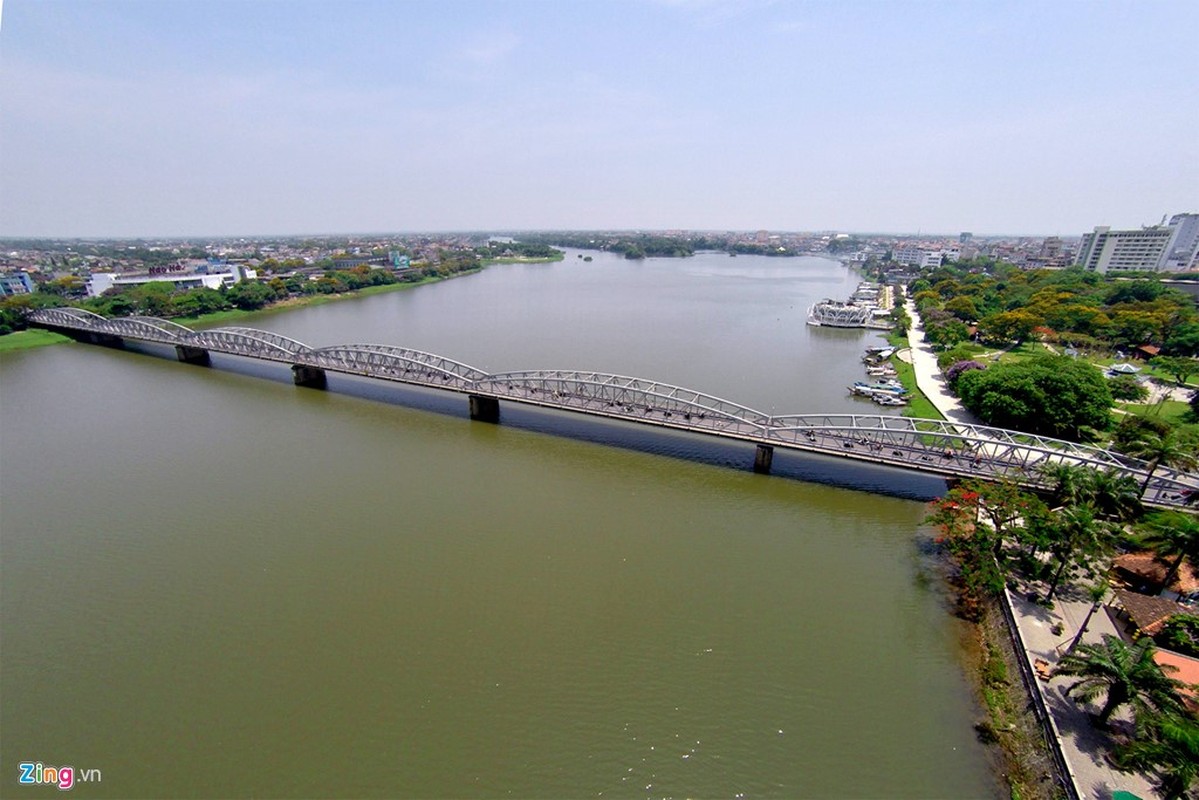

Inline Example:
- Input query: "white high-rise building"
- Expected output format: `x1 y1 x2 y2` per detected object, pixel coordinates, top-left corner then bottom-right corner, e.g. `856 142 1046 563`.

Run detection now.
1162 213 1199 272
1076 213 1199 273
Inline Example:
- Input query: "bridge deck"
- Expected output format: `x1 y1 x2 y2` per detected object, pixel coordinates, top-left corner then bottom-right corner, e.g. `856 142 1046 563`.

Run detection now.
30 308 1199 509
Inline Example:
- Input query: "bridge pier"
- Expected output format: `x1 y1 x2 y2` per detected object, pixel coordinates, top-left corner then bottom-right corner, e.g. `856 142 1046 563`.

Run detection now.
469 394 500 423
292 365 328 389
753 444 774 474
175 345 211 366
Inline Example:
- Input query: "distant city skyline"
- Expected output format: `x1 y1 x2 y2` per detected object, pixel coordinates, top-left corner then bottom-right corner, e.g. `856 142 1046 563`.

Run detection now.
1 0 1196 238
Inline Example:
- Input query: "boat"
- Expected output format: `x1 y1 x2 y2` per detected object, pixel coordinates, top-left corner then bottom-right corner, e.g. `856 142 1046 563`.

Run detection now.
849 380 908 399
872 393 906 407
807 300 873 327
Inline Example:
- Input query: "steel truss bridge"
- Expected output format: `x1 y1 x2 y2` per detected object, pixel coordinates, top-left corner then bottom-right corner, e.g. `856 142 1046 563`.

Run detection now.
32 307 1199 508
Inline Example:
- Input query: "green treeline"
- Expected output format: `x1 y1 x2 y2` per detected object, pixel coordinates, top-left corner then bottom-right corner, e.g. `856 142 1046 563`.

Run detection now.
903 259 1199 442
0 257 481 333
518 232 800 259
909 260 1199 356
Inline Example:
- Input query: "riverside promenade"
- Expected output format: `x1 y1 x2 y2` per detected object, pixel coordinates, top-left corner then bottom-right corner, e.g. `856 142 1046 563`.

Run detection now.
904 301 1158 800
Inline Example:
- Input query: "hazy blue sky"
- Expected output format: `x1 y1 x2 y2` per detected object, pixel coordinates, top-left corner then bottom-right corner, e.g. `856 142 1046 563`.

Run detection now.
1 0 1195 237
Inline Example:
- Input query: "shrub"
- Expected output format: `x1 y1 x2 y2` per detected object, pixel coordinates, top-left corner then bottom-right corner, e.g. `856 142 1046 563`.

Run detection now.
946 360 986 392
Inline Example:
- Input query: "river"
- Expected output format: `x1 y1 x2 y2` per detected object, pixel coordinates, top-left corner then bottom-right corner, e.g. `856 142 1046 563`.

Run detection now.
0 250 998 798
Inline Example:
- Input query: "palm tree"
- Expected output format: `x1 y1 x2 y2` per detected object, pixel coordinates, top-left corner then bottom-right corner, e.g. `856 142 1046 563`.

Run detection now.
1045 505 1114 601
1140 510 1199 594
1121 428 1199 499
1115 712 1199 800
1039 462 1093 508
1054 634 1185 727
1086 468 1143 522
1064 579 1110 657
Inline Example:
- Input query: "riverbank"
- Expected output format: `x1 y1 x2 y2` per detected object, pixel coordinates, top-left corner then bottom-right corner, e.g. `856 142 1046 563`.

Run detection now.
969 597 1065 800
177 270 481 328
0 265 493 347
0 328 71 352
904 301 1072 797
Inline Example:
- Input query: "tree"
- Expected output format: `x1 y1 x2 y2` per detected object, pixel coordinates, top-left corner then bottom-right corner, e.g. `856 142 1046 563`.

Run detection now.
924 318 970 350
40 275 86 297
1064 579 1111 657
1108 374 1149 401
1140 511 1199 594
127 281 175 316
956 355 1113 441
0 293 65 333
224 280 273 310
1085 468 1143 522
1151 355 1199 386
1044 504 1113 601
1109 310 1166 348
1040 462 1094 508
1164 321 1199 357
977 309 1043 345
1156 614 1199 657
1054 634 1184 727
943 295 978 322
1114 713 1199 800
172 287 230 318
1118 427 1199 499
925 485 1004 618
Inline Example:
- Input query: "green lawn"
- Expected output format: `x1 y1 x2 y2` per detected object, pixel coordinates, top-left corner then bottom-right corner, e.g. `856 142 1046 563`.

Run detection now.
888 354 945 420
0 328 71 352
1116 399 1195 427
984 341 1053 364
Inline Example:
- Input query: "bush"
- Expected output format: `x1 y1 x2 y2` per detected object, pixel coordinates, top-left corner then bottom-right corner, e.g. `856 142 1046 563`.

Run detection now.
946 360 986 392
1155 614 1199 657
937 344 979 371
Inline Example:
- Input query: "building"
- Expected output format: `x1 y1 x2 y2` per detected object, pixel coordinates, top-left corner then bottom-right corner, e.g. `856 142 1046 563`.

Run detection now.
86 265 257 298
1076 213 1199 273
1162 212 1199 271
0 272 36 296
892 246 944 268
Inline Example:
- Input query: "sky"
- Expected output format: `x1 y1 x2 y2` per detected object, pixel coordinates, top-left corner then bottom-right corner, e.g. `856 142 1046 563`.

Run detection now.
0 0 1196 238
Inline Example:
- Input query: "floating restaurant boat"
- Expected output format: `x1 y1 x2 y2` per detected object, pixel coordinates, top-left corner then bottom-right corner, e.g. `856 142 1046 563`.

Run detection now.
808 282 894 329
807 300 872 327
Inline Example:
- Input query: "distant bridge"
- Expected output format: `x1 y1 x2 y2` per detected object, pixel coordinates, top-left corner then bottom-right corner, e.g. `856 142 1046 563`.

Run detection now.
31 307 1199 508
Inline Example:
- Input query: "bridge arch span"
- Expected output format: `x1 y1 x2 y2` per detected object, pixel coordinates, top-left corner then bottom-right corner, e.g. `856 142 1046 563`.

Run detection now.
474 370 774 433
304 344 488 389
101 316 195 343
181 327 311 361
34 307 109 330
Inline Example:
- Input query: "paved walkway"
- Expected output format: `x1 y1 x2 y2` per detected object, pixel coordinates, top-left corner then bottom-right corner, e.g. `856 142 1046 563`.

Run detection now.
904 301 1159 799
902 299 984 425
1005 583 1158 799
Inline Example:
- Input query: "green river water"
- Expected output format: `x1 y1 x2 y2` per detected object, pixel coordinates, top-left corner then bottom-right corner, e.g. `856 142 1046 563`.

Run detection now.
0 251 998 798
